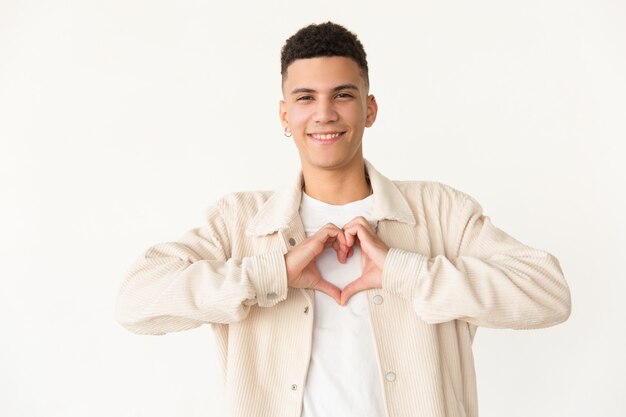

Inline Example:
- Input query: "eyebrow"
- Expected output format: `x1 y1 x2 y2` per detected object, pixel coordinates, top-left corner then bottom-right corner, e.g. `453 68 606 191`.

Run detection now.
290 84 359 95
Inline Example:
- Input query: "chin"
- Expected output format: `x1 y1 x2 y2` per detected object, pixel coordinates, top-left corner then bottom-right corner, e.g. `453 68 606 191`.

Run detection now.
305 154 352 170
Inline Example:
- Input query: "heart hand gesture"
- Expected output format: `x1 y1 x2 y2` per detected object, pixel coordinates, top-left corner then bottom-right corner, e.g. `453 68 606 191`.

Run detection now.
284 217 389 306
340 216 389 305
284 223 351 304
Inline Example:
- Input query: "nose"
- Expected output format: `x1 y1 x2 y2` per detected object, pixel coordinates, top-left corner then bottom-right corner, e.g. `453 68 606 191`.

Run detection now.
313 98 338 124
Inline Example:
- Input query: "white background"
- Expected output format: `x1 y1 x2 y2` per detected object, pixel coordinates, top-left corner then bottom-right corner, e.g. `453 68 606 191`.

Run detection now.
1 0 624 416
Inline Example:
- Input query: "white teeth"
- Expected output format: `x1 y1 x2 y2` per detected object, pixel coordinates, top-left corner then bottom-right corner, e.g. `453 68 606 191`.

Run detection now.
312 132 341 140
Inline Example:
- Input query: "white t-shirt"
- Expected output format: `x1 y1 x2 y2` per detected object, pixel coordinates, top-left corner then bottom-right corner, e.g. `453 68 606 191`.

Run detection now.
299 191 386 417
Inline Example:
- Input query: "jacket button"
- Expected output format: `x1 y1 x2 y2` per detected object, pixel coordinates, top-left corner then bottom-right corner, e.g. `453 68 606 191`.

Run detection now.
304 306 309 314
288 238 296 246
291 384 298 391
373 295 384 305
385 371 396 382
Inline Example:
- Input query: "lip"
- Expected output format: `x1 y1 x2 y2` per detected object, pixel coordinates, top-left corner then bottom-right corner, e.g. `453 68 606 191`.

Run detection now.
306 131 346 145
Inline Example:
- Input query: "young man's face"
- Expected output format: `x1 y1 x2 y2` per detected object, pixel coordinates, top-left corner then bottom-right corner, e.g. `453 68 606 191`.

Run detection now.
279 56 377 173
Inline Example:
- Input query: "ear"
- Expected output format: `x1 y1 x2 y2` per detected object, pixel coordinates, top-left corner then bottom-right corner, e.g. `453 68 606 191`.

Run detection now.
365 95 378 127
279 99 288 130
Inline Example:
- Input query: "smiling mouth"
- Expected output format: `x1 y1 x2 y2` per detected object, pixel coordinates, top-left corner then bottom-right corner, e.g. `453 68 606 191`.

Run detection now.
307 131 346 142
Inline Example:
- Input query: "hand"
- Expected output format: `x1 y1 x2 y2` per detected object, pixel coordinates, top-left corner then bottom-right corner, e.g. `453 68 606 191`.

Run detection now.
340 216 389 306
285 223 351 304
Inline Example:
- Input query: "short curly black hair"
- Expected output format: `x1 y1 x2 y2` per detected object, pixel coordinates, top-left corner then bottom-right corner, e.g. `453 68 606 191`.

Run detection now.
280 21 369 88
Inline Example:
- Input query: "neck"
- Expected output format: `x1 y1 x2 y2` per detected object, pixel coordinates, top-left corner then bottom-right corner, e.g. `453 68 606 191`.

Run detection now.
301 157 371 205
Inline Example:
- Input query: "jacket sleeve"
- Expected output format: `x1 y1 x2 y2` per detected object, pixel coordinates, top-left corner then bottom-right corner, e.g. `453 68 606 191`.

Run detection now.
381 191 572 329
115 201 288 335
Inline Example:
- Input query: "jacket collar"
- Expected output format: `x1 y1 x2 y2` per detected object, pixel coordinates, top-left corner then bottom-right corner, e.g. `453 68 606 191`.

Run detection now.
246 159 416 236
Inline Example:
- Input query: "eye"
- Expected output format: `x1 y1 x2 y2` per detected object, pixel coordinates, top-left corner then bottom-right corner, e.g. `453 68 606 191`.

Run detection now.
335 92 354 99
296 95 314 101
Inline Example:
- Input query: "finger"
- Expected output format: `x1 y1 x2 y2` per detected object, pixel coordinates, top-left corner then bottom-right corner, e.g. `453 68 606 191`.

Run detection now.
334 228 350 262
346 223 385 252
315 278 342 304
344 216 375 233
340 275 370 306
333 232 348 263
312 223 341 245
332 238 347 263
344 224 370 248
345 224 389 267
344 226 359 248
322 224 352 254
323 235 337 249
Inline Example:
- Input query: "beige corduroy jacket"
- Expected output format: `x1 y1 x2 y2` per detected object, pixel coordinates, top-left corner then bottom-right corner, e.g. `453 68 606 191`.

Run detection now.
116 159 571 417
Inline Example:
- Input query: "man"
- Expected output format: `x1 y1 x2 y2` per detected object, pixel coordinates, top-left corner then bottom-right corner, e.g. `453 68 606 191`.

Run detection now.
116 22 571 417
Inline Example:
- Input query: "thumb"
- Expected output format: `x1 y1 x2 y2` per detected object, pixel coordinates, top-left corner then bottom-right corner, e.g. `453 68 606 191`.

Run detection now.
316 278 342 304
309 264 341 304
340 276 368 306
